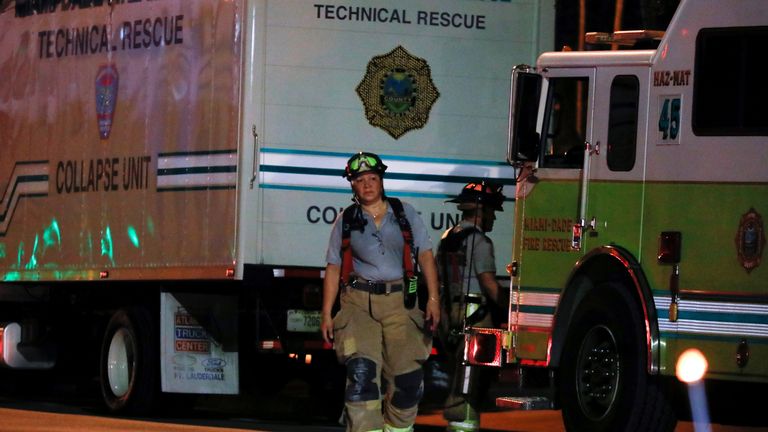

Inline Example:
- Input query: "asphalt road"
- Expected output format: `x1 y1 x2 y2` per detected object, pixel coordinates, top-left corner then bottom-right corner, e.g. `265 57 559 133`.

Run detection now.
0 399 766 432
0 371 766 431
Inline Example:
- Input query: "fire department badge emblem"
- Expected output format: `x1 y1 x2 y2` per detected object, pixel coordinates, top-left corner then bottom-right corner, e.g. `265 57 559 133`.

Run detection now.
356 45 439 139
95 64 119 140
735 208 765 273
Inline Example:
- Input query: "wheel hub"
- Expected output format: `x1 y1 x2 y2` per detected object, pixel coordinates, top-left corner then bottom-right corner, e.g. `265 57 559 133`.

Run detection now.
575 324 620 420
106 328 133 398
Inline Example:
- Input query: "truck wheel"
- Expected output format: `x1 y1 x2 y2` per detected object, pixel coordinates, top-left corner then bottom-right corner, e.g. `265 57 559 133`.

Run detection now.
308 360 345 421
99 308 157 415
559 283 675 432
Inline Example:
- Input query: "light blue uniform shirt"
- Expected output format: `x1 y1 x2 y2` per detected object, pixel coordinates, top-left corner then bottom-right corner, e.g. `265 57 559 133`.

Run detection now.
325 200 433 282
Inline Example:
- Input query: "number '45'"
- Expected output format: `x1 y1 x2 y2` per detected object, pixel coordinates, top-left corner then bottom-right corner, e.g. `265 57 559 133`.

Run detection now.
658 98 681 140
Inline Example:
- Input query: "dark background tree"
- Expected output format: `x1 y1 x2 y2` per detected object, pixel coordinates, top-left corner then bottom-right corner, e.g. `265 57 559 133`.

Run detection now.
556 0 681 51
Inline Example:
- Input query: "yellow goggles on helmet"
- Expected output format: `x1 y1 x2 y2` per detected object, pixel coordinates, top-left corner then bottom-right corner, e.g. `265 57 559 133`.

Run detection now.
344 152 387 180
349 154 380 172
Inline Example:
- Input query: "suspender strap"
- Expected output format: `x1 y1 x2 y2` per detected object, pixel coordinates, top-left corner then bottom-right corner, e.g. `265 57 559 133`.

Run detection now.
340 203 358 285
388 197 417 278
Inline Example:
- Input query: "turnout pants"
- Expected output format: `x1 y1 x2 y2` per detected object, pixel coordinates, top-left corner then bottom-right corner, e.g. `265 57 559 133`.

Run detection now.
333 286 433 432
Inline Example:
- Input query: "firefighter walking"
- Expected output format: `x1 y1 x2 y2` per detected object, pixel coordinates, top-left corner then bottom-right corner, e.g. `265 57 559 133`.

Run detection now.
437 181 505 432
321 152 441 432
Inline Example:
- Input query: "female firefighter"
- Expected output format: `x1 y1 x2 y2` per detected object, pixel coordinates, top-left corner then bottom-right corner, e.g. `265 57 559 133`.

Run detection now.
321 151 440 432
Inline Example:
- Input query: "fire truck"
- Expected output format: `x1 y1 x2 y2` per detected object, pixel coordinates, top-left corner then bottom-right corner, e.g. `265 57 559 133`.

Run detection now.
0 0 552 415
465 0 768 430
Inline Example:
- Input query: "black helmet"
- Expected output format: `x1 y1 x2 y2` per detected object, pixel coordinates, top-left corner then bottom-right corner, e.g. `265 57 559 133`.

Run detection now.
447 181 505 211
343 152 388 181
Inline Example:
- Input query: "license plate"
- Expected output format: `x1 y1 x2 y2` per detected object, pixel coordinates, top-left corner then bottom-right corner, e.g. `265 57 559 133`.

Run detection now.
287 309 321 332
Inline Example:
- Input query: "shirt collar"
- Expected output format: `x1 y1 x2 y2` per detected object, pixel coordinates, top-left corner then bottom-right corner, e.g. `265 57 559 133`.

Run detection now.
458 219 484 234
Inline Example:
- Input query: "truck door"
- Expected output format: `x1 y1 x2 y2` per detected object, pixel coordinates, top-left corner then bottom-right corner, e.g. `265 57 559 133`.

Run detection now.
583 67 648 256
511 67 594 363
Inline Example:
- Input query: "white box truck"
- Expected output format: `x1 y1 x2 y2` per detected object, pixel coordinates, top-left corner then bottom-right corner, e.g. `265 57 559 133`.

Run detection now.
0 0 553 414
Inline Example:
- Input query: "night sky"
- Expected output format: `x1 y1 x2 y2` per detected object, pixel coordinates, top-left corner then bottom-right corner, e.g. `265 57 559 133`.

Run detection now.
555 0 681 50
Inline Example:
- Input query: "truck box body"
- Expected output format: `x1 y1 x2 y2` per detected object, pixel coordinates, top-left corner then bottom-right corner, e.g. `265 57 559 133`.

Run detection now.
1 1 240 280
0 0 554 413
1 0 554 281
247 0 550 273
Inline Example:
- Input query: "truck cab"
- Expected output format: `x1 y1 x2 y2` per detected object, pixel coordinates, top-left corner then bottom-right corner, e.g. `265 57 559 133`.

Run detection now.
468 0 768 430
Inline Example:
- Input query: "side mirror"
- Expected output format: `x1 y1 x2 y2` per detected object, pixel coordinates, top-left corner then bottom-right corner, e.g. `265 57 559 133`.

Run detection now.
507 66 542 163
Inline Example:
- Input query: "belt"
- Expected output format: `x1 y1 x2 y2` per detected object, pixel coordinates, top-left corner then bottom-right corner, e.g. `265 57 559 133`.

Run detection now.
351 278 404 295
451 293 484 304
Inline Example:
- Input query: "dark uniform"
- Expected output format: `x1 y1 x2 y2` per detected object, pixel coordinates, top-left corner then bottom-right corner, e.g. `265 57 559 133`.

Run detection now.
437 181 504 432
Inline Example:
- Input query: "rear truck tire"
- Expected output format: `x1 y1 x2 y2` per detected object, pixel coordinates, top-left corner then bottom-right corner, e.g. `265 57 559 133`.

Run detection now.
559 283 676 432
308 358 345 421
99 307 158 415
249 353 291 397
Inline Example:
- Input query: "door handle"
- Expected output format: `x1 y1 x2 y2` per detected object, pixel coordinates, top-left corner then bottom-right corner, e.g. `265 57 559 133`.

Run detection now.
249 125 259 189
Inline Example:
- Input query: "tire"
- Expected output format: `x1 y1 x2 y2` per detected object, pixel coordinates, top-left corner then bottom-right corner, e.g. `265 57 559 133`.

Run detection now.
308 359 346 421
99 307 158 415
559 283 676 432
250 354 291 397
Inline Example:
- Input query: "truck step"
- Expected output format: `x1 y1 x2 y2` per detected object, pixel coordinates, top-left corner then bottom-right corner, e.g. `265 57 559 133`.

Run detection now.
496 396 553 410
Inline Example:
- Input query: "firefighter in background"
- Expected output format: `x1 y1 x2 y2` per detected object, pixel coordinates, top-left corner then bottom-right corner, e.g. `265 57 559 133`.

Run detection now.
437 181 505 432
321 152 441 432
